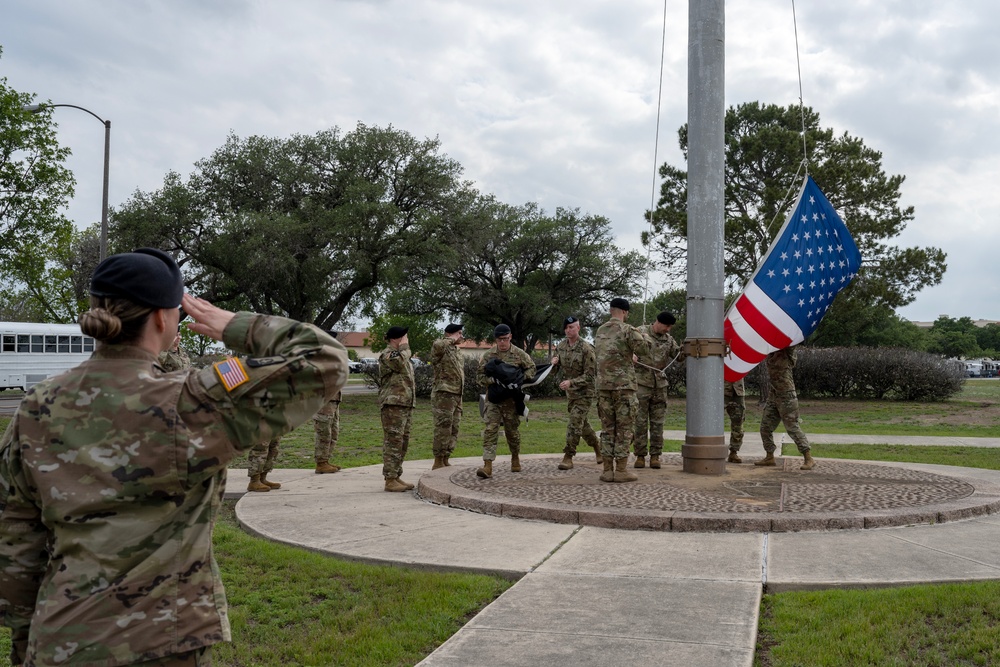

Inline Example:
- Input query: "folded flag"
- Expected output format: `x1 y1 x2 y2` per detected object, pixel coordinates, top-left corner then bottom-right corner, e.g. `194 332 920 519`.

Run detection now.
724 175 862 382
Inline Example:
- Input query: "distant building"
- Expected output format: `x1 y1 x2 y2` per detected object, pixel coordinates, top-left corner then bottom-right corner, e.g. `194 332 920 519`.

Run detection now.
907 317 1000 329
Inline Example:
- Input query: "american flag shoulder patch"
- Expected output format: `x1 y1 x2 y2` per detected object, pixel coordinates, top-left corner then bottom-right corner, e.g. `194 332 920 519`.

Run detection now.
214 357 250 392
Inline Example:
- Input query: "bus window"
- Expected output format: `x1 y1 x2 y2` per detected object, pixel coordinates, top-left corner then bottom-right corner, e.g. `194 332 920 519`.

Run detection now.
45 335 57 353
18 335 31 353
71 336 83 353
31 335 43 353
58 335 70 353
83 338 95 352
1 334 13 352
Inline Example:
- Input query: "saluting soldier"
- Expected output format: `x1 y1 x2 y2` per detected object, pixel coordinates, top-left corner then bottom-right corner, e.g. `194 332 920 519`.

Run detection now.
551 315 602 470
755 346 814 470
156 329 191 372
429 323 465 469
632 311 682 469
0 248 348 667
594 297 653 483
379 326 417 491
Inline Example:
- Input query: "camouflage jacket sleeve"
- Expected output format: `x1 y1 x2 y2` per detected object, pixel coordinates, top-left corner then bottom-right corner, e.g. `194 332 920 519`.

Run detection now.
627 324 654 360
0 420 44 664
477 349 493 388
429 338 447 366
179 312 350 462
571 342 596 391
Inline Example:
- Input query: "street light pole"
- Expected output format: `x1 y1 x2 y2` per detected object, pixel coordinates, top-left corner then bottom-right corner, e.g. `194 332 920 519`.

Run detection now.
22 103 111 261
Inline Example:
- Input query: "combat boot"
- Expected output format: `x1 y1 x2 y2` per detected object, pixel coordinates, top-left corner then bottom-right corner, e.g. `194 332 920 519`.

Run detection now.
614 457 638 483
384 477 409 492
599 459 615 482
443 455 452 466
259 473 281 489
247 475 270 492
315 460 341 474
510 453 521 472
649 455 661 469
432 456 446 470
634 456 646 469
727 450 742 464
592 443 603 464
398 478 415 490
754 453 777 467
800 452 815 471
558 454 574 470
476 460 493 479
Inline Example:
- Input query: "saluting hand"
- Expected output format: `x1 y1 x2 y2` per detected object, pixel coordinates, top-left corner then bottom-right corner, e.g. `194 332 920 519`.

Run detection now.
182 294 236 342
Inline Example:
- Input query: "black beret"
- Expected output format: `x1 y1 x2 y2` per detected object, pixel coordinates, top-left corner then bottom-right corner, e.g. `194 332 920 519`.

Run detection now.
610 297 630 311
445 323 463 334
656 311 677 326
385 326 408 340
562 315 578 329
493 323 512 337
90 248 183 309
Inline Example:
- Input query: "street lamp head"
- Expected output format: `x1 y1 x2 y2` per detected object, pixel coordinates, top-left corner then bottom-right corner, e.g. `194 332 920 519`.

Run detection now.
22 104 45 113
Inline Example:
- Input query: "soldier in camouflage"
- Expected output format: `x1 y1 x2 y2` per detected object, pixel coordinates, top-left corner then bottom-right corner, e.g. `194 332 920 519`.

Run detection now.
313 391 343 474
725 379 746 463
594 298 653 483
0 248 348 667
632 311 682 469
429 323 465 470
156 330 191 372
246 436 282 492
476 324 535 479
755 346 814 470
379 326 416 492
550 315 601 470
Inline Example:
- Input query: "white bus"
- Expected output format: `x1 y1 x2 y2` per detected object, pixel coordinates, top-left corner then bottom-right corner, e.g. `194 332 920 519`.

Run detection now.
0 322 96 391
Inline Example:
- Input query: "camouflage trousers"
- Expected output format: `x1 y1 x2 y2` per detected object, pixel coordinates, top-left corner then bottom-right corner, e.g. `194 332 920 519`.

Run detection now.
633 384 667 457
313 399 341 462
481 398 521 461
381 405 412 479
247 437 280 476
760 390 810 454
564 395 600 456
136 647 212 666
725 391 746 451
597 389 638 460
431 390 463 458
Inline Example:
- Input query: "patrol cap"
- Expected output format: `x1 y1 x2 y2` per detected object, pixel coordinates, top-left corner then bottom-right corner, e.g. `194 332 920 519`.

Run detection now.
445 323 463 334
562 315 578 330
494 323 512 337
656 311 677 326
90 248 184 309
610 297 630 311
385 326 408 340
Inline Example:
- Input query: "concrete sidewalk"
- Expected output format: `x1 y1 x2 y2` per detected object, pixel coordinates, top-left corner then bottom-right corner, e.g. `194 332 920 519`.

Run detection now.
233 436 1000 667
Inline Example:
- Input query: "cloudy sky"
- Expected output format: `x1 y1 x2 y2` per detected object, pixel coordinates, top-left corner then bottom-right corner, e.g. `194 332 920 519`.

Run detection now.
2 0 997 324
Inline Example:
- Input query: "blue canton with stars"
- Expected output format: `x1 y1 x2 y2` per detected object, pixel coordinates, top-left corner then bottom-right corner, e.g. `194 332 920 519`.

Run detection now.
750 176 863 336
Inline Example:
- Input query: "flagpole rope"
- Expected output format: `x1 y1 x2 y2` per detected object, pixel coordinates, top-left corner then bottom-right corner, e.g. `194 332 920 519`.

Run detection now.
642 0 669 324
792 0 809 172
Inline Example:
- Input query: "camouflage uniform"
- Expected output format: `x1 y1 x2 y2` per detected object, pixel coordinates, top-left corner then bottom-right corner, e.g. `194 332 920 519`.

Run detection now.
378 343 415 480
633 325 681 458
0 313 348 667
725 379 746 451
247 436 281 476
594 319 652 459
554 337 600 456
429 337 464 460
760 347 810 455
477 343 535 461
313 391 343 463
157 346 191 372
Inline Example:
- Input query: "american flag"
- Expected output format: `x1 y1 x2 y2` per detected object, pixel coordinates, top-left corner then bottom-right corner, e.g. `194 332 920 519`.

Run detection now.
724 175 862 382
214 357 250 391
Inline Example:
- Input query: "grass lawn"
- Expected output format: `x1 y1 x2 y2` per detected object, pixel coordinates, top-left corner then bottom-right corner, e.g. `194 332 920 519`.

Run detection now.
1 379 998 666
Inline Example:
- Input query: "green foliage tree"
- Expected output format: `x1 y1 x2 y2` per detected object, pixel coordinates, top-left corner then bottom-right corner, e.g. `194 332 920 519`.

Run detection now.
645 101 946 342
394 199 648 351
975 323 1000 358
927 316 982 358
626 287 687 341
112 123 471 328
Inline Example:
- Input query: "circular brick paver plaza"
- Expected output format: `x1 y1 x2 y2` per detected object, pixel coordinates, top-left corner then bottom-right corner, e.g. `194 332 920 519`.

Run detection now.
416 455 1000 532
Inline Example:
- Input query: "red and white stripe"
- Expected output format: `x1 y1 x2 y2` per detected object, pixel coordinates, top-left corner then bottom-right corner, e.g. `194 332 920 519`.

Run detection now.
723 282 804 382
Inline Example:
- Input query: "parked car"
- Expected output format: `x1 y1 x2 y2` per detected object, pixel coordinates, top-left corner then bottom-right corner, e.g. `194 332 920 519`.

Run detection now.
348 360 363 373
